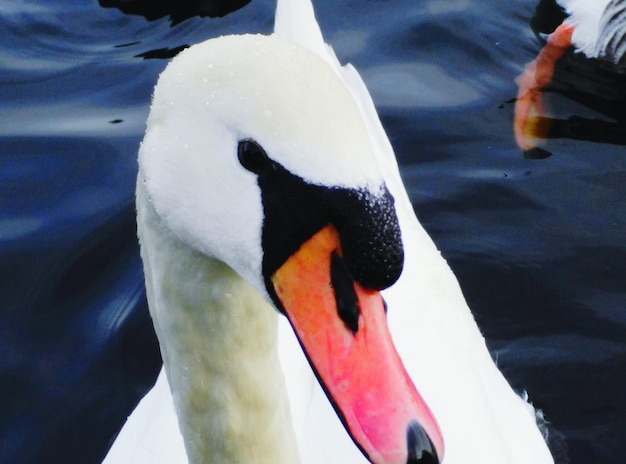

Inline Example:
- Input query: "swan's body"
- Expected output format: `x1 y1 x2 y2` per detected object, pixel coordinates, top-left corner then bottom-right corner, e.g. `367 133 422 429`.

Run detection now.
515 0 625 151
104 0 555 463
557 0 625 62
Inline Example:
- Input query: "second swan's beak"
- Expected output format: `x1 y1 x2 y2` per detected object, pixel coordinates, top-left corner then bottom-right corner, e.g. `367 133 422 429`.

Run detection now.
271 224 444 464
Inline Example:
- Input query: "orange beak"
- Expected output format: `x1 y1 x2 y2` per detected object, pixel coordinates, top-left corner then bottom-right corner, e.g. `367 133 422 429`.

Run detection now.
271 224 444 464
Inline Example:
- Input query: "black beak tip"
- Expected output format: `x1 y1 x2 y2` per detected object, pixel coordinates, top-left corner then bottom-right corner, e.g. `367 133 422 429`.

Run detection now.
406 420 440 464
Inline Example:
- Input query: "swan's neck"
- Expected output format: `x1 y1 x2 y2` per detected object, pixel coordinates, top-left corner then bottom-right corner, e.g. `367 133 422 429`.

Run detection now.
136 184 299 464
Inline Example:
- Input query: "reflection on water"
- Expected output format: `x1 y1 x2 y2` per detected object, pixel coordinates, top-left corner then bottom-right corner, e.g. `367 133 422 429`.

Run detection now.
0 0 624 463
363 62 483 108
98 0 253 25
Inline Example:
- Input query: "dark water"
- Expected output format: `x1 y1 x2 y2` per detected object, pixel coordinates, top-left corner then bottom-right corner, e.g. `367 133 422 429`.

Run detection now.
0 0 624 463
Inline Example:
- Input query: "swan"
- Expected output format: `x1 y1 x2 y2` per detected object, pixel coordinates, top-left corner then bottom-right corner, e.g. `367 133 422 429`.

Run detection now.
515 0 625 151
104 0 556 462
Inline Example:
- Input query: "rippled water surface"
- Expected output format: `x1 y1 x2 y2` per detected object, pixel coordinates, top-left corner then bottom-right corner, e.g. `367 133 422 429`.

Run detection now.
1 0 624 463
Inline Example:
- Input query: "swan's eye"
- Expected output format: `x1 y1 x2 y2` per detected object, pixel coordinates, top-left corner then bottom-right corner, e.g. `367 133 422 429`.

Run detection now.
238 139 273 175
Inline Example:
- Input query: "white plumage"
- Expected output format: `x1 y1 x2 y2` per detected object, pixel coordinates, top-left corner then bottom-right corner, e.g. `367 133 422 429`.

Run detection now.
558 0 625 61
559 0 611 55
104 0 556 463
514 0 625 151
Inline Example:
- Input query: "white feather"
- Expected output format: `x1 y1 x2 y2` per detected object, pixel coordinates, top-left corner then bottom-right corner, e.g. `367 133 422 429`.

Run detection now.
558 0 613 56
104 0 555 463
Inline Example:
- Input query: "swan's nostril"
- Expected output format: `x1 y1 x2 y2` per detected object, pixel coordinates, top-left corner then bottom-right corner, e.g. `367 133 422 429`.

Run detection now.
330 251 360 334
406 420 439 464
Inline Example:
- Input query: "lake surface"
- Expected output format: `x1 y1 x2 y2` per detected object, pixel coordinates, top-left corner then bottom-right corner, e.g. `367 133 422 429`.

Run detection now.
0 0 624 462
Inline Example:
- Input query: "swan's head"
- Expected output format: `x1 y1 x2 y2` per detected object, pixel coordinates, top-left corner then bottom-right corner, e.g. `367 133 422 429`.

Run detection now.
138 34 443 464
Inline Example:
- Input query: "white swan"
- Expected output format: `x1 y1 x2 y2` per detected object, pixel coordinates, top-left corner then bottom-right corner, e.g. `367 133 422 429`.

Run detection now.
515 0 625 150
556 0 625 61
104 0 556 463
